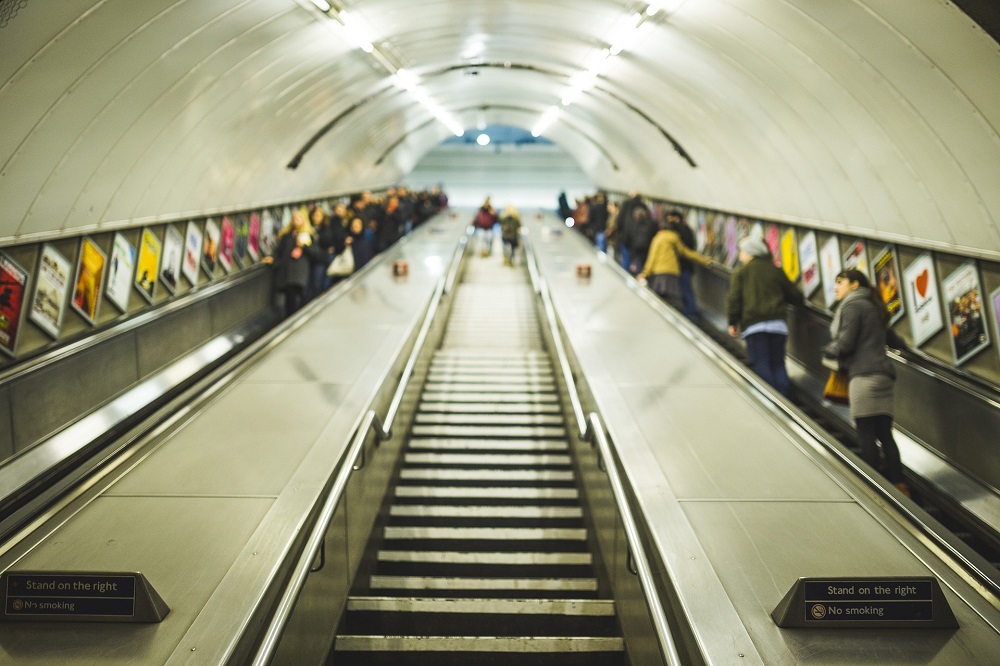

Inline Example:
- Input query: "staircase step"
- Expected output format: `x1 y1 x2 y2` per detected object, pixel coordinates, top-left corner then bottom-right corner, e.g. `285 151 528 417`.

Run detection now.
369 576 599 593
414 414 565 427
418 402 562 414
410 425 567 439
421 392 559 403
395 486 579 500
383 527 587 541
407 439 568 452
377 551 592 565
399 468 574 482
403 453 571 466
389 506 582 519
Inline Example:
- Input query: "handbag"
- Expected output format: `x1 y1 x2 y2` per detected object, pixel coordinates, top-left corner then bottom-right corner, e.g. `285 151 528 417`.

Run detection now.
823 369 850 405
326 246 355 277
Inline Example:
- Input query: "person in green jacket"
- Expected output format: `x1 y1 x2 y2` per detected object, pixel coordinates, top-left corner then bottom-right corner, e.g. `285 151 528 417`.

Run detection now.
727 234 803 396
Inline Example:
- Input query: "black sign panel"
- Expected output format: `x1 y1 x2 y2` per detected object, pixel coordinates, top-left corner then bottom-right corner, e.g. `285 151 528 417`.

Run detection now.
772 577 957 629
1 571 168 623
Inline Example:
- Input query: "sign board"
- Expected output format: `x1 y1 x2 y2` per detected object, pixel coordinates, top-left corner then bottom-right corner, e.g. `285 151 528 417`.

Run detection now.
772 577 956 629
1 571 168 623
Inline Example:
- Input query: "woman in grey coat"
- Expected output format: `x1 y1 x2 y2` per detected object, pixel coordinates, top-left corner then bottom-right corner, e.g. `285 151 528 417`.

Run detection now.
822 269 909 496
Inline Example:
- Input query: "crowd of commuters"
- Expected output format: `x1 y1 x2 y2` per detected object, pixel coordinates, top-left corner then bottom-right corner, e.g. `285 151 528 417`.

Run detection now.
564 191 908 495
265 186 448 317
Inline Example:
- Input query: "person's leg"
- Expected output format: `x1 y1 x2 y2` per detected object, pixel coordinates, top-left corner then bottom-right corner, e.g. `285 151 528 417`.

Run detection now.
744 333 776 389
679 269 699 319
854 416 883 472
619 246 631 271
284 286 304 317
874 414 904 483
767 333 791 397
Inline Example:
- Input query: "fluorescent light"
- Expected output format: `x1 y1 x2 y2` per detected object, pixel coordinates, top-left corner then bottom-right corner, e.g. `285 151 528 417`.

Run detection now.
309 0 332 12
476 133 490 146
339 10 376 52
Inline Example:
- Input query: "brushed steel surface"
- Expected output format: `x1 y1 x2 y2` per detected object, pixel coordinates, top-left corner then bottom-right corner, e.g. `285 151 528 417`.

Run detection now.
0 385 11 460
135 301 213 379
0 495 272 665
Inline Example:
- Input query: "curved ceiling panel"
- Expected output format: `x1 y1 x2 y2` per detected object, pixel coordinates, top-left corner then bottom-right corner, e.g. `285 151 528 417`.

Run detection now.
1 0 998 259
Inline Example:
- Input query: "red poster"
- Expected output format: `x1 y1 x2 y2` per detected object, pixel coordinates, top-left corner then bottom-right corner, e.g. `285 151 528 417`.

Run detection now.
0 253 29 357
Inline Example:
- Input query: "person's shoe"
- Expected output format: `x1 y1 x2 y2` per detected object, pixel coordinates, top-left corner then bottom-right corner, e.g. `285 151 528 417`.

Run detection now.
894 482 912 499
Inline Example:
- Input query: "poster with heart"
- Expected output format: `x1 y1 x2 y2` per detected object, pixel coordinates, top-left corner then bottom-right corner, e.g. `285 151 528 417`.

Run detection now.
819 235 841 309
941 261 989 366
903 254 942 347
872 246 904 325
799 231 820 297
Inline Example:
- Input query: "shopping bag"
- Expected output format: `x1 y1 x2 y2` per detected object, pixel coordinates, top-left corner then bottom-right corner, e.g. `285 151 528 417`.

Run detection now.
823 370 850 405
326 246 355 277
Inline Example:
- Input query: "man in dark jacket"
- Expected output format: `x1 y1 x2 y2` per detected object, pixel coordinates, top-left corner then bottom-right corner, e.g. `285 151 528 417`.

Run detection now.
666 209 699 319
727 234 803 396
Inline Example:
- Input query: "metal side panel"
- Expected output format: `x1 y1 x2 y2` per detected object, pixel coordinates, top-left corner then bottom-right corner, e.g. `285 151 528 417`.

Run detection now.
685 500 996 664
0 495 273 665
135 301 214 380
10 332 140 451
0 384 12 461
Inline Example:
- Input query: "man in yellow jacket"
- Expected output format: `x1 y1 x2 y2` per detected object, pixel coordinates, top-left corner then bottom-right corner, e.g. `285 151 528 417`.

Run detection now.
638 215 715 310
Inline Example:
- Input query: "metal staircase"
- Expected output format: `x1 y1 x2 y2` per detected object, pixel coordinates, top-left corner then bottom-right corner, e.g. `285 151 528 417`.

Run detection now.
331 251 627 664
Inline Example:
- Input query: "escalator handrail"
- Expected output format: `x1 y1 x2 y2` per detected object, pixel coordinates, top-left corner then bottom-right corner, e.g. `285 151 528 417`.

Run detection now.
588 412 684 666
250 233 467 666
524 236 683 666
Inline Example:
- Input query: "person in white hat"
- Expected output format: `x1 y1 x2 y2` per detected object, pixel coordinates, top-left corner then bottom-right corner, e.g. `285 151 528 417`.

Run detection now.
726 232 804 396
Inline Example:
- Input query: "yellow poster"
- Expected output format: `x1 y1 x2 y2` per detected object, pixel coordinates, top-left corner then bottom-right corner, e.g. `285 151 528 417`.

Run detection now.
780 229 799 282
134 229 162 302
72 238 107 324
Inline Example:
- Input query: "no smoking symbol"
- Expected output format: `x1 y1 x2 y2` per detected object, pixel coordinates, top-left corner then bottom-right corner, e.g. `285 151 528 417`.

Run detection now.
810 604 827 619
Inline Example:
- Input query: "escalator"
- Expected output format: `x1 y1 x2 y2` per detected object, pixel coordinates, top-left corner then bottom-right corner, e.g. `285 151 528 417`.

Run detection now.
331 255 627 664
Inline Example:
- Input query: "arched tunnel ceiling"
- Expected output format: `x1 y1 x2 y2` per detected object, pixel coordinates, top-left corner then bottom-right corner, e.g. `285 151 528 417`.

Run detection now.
2 0 1000 259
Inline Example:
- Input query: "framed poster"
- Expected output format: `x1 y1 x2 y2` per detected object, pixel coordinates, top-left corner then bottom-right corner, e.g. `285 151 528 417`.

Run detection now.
233 215 249 266
219 216 235 273
105 233 135 314
903 253 943 347
182 221 202 287
71 238 107 325
202 218 220 278
159 225 183 295
780 229 799 282
260 210 277 257
135 228 161 303
0 252 30 357
247 212 261 261
765 224 780 266
798 231 820 297
842 239 868 275
872 246 904 324
942 261 989 366
819 235 841 309
29 244 71 339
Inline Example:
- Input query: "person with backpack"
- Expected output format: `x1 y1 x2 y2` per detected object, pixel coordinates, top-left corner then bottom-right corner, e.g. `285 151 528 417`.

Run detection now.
666 209 700 320
499 205 522 266
624 206 657 275
473 197 497 256
638 214 714 309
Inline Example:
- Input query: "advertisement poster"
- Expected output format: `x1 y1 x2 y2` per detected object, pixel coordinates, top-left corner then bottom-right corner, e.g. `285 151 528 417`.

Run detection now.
135 228 161 303
903 253 943 347
29 244 71 339
842 239 868 275
260 210 277 257
159 225 183 295
765 225 780 266
872 246 904 324
248 212 261 261
105 233 135 314
233 215 249 266
819 235 841 308
182 221 202 287
942 261 989 366
0 252 29 356
71 238 107 325
202 218 220 278
780 229 799 282
724 216 738 267
219 216 235 273
798 231 820 297
694 210 707 253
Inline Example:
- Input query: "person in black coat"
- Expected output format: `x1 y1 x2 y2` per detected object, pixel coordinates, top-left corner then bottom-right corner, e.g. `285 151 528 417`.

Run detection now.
264 208 320 317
